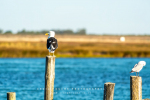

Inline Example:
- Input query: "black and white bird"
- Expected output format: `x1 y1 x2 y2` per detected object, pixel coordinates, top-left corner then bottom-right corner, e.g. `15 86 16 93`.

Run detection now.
45 31 58 55
130 61 146 76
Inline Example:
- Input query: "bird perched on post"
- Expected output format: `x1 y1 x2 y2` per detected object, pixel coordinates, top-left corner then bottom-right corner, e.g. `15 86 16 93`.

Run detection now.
45 31 58 56
130 61 146 76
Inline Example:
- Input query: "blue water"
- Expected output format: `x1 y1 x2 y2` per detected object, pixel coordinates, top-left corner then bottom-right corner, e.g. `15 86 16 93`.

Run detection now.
0 58 150 100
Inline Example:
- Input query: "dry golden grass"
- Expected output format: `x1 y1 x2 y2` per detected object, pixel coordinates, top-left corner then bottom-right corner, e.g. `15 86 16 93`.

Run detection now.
0 34 150 57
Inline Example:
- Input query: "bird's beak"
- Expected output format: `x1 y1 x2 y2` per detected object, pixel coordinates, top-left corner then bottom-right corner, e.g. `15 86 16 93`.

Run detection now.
45 33 49 35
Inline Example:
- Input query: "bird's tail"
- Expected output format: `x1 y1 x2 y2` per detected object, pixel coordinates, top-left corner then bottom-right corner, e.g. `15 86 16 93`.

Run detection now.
130 71 134 73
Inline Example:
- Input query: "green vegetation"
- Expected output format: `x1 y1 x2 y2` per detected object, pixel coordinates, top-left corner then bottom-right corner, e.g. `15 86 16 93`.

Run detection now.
0 29 3 34
0 29 86 35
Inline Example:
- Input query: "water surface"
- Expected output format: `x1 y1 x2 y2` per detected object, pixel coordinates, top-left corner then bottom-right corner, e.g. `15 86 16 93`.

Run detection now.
0 58 150 100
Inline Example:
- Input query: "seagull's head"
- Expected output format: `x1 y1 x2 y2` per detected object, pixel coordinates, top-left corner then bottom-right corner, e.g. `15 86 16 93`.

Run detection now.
138 61 146 66
45 31 55 37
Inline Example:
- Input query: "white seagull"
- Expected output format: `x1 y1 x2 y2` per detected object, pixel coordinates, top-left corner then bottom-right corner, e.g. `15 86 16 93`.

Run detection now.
130 61 146 76
45 31 58 56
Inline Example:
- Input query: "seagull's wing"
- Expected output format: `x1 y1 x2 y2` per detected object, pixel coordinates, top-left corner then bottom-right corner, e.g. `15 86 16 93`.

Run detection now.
134 64 138 68
131 64 143 72
130 64 138 73
135 64 143 72
52 38 58 49
51 45 55 50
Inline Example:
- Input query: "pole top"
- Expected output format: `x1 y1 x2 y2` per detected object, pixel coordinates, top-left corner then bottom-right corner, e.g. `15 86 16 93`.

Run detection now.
46 55 56 58
104 82 115 85
130 76 141 78
7 92 16 94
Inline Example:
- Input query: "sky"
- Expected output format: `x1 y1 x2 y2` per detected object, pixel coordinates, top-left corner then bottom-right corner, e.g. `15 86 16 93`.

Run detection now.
0 0 150 35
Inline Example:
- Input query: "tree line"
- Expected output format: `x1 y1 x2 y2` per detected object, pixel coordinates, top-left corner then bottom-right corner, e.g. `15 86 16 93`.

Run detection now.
0 29 86 35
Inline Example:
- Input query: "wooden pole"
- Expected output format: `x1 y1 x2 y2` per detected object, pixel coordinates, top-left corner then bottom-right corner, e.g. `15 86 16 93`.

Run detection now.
103 82 115 100
7 92 16 100
44 56 55 100
130 76 142 100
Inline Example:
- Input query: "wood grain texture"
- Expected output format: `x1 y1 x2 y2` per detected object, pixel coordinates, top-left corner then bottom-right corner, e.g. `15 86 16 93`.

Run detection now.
7 92 16 100
44 56 55 100
103 82 115 100
130 76 142 100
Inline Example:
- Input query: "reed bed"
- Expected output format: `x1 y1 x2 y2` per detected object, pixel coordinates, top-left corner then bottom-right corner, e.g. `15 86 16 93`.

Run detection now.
1 34 150 57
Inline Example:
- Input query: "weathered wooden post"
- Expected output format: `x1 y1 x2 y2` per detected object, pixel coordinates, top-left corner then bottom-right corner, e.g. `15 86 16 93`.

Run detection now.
103 82 115 100
7 92 16 100
44 56 55 100
130 76 142 100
